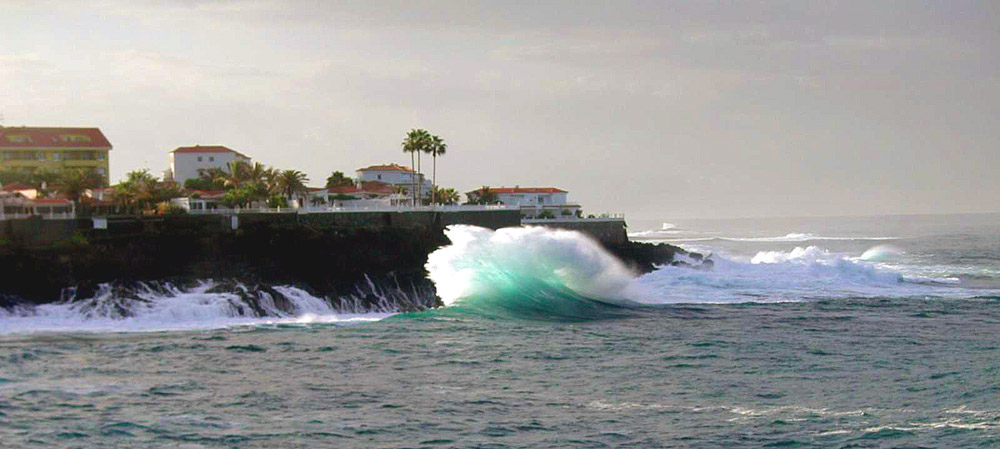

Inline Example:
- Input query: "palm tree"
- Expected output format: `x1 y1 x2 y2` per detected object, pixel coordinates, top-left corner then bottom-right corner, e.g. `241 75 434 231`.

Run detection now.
275 170 309 203
401 129 431 206
221 161 252 188
433 186 459 205
427 134 447 206
468 186 497 205
325 171 354 188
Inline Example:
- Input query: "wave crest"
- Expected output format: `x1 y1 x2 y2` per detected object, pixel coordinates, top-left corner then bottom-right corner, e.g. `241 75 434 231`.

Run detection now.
426 226 637 319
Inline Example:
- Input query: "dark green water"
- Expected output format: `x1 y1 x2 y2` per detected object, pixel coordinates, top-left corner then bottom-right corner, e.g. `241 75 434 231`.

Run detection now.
2 299 998 448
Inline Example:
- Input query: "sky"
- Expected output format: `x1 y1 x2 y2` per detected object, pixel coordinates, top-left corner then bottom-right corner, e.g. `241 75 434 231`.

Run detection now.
1 0 997 219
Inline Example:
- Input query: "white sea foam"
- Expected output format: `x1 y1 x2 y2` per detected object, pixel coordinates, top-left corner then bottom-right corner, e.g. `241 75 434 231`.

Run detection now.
429 226 994 307
631 245 992 304
427 225 635 306
0 283 391 335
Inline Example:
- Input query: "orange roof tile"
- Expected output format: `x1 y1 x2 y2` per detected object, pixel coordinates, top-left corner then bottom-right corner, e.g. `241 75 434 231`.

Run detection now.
2 182 36 191
171 145 249 158
466 187 568 194
358 163 412 172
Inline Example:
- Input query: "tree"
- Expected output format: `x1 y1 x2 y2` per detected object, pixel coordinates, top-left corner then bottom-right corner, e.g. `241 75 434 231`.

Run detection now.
433 186 460 205
401 128 431 206
275 170 309 202
325 171 354 188
53 168 105 205
114 169 183 213
427 134 447 206
186 168 226 190
467 186 498 205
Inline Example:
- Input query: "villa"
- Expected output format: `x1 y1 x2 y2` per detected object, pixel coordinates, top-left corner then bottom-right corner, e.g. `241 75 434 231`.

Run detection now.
170 190 226 212
356 164 431 199
467 186 581 219
166 145 251 184
306 181 408 209
0 126 113 184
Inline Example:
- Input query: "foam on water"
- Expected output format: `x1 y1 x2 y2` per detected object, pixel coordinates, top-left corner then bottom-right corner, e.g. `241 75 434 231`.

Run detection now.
0 282 391 335
427 226 995 315
427 225 635 307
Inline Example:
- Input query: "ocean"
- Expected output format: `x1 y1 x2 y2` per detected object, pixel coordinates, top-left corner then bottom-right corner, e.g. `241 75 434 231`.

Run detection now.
2 213 998 447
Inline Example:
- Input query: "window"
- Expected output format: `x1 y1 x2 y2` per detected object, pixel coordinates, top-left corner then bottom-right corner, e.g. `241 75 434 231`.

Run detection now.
197 156 203 162
209 156 214 162
98 168 106 175
37 152 46 160
5 135 31 143
59 134 92 143
53 152 61 161
377 174 382 180
97 152 105 161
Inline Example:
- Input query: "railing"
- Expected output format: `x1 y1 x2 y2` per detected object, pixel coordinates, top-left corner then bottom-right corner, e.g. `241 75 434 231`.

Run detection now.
185 204 516 215
0 211 77 220
522 212 625 224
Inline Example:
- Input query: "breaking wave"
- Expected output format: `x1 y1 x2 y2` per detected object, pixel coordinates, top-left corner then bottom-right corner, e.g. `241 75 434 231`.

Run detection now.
426 226 994 320
0 279 434 334
426 225 637 320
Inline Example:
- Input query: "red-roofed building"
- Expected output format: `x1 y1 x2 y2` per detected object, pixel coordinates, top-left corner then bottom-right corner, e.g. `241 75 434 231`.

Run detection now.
0 196 74 219
466 186 580 218
167 145 251 185
356 163 431 201
302 177 413 209
0 126 112 184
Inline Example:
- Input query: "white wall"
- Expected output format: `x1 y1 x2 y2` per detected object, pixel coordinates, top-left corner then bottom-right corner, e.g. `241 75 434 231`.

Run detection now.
356 169 432 196
170 152 250 184
495 192 568 206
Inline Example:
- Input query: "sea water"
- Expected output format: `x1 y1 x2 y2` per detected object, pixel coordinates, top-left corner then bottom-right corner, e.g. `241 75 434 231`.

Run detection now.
1 213 998 447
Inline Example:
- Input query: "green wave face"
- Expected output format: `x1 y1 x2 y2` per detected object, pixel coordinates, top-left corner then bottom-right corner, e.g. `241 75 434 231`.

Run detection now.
440 271 633 322
425 225 639 322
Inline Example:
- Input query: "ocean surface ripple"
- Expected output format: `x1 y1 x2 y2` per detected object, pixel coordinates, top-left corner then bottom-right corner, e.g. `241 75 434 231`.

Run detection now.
1 214 998 447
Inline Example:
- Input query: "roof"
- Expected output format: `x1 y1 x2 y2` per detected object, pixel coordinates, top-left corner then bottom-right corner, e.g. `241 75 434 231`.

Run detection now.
171 145 249 159
466 187 568 194
326 186 363 194
357 163 412 172
183 189 226 199
1 182 36 191
360 180 394 194
0 127 112 149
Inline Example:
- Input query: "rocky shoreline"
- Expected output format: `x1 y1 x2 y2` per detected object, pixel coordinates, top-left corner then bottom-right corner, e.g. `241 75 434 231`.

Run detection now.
0 220 693 310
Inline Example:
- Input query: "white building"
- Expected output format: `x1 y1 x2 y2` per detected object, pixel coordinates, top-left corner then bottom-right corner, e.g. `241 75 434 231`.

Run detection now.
356 164 432 199
466 186 581 218
166 145 251 185
170 190 226 212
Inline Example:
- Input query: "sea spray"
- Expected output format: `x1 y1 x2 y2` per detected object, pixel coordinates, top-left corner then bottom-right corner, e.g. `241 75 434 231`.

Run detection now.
0 279 427 334
426 225 636 307
632 246 988 304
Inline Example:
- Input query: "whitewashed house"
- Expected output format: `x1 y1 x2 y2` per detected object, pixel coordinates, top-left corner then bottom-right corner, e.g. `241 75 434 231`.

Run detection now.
170 190 226 212
356 164 431 200
305 181 408 209
166 145 251 185
466 186 581 218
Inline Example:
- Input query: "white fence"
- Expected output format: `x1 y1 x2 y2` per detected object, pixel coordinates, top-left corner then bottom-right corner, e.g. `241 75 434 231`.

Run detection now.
186 204 516 215
0 211 77 221
522 213 625 224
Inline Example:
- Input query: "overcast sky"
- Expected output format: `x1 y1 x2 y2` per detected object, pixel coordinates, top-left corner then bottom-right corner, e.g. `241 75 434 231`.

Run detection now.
1 0 997 219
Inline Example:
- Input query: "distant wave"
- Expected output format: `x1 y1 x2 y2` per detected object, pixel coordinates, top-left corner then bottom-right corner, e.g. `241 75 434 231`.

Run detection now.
632 245 989 304
630 232 898 243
